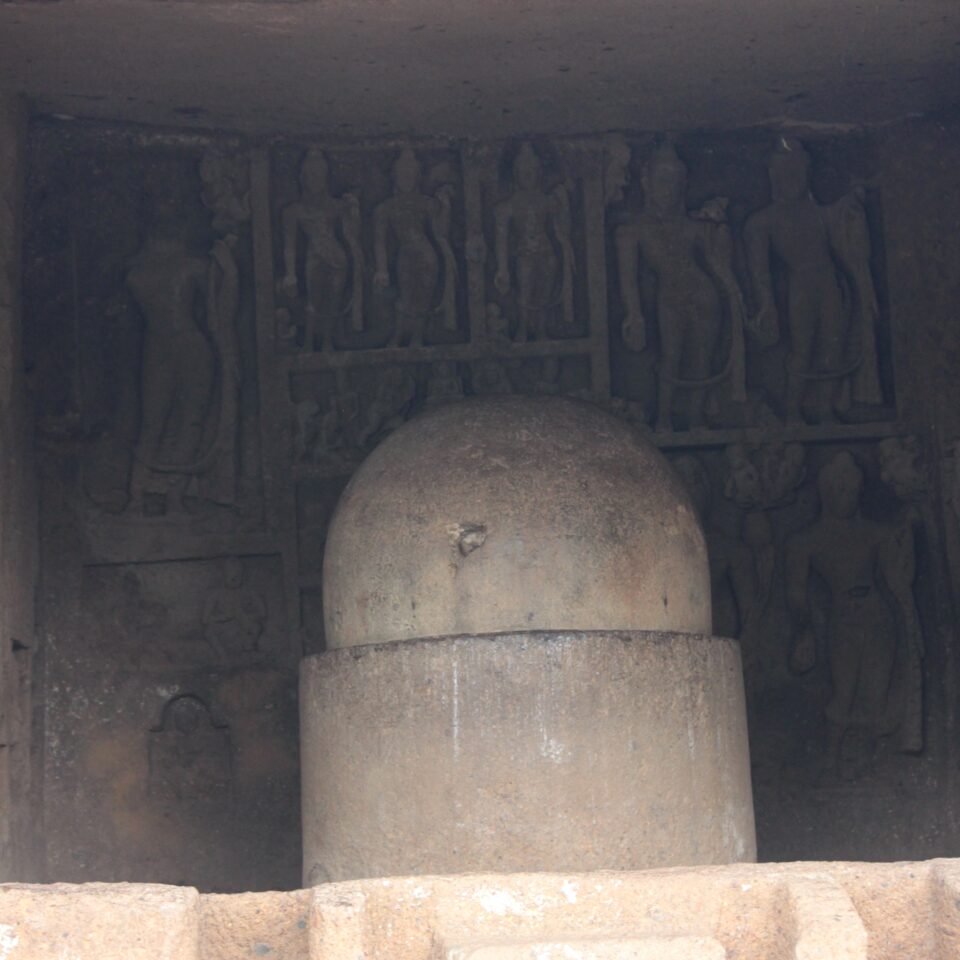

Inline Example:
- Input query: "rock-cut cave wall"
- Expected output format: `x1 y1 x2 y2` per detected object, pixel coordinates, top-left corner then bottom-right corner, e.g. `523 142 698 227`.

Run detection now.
19 113 960 890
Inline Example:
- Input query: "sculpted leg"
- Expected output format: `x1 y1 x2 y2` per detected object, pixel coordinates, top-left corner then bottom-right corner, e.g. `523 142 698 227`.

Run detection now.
657 307 683 432
814 276 848 421
786 281 818 423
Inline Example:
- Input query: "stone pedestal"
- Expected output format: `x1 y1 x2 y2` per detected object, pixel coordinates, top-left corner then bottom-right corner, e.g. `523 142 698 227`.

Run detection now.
300 630 755 884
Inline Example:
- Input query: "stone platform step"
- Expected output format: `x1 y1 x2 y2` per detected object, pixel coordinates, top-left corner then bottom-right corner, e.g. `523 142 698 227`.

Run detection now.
1 859 958 960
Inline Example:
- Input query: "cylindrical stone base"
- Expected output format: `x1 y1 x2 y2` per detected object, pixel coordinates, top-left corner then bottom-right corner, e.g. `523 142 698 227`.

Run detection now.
300 630 755 883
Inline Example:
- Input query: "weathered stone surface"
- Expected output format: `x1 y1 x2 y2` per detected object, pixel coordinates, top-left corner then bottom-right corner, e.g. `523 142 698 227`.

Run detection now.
448 938 727 960
301 630 754 883
0 92 38 883
783 874 867 960
20 117 960 887
201 890 309 960
301 860 960 960
3 859 960 960
0 883 199 960
323 397 710 649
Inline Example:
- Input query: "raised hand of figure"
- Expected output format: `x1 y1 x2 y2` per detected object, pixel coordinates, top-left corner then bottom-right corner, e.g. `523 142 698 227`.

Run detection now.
494 268 511 296
278 273 298 296
373 269 390 289
622 311 647 352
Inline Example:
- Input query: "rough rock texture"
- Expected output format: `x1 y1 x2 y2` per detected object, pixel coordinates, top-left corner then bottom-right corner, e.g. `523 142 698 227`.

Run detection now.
0 1 958 138
2 859 960 959
0 883 198 960
323 397 710 649
0 93 38 882
305 862 960 960
300 630 754 883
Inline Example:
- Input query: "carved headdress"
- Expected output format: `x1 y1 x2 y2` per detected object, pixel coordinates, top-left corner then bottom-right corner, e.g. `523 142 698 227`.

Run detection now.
818 451 864 500
642 141 687 187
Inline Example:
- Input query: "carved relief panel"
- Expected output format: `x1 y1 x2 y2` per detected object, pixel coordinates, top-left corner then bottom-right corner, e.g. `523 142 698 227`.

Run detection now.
668 432 942 859
25 120 953 884
25 128 266 557
606 133 896 439
271 144 468 352
41 553 299 891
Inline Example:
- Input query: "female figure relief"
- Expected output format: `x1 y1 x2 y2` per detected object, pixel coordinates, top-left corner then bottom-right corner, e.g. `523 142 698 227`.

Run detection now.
373 148 458 347
279 149 363 352
127 214 240 515
494 142 575 340
615 142 746 433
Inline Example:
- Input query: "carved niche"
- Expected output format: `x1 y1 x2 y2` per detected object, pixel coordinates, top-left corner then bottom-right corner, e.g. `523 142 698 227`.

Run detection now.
271 143 467 351
41 141 266 531
606 133 894 437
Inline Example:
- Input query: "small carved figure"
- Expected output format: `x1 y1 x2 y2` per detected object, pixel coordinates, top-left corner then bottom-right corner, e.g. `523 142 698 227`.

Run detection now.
745 137 882 424
494 142 575 340
785 452 923 779
275 306 298 351
198 150 250 240
530 357 562 395
673 455 767 645
720 442 807 632
723 442 807 510
603 134 631 207
373 148 458 346
471 359 513 396
111 570 168 647
615 142 746 432
293 389 362 466
149 695 231 804
356 367 417 448
484 302 511 347
878 435 927 502
126 213 240 516
293 399 321 463
425 360 465 408
202 557 267 660
279 149 363 351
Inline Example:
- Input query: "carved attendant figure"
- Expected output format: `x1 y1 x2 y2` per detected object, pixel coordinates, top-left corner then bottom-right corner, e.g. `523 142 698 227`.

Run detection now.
202 557 267 660
373 148 457 346
786 452 923 779
279 149 363 351
745 138 882 424
615 142 746 432
494 142 575 340
127 214 240 515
